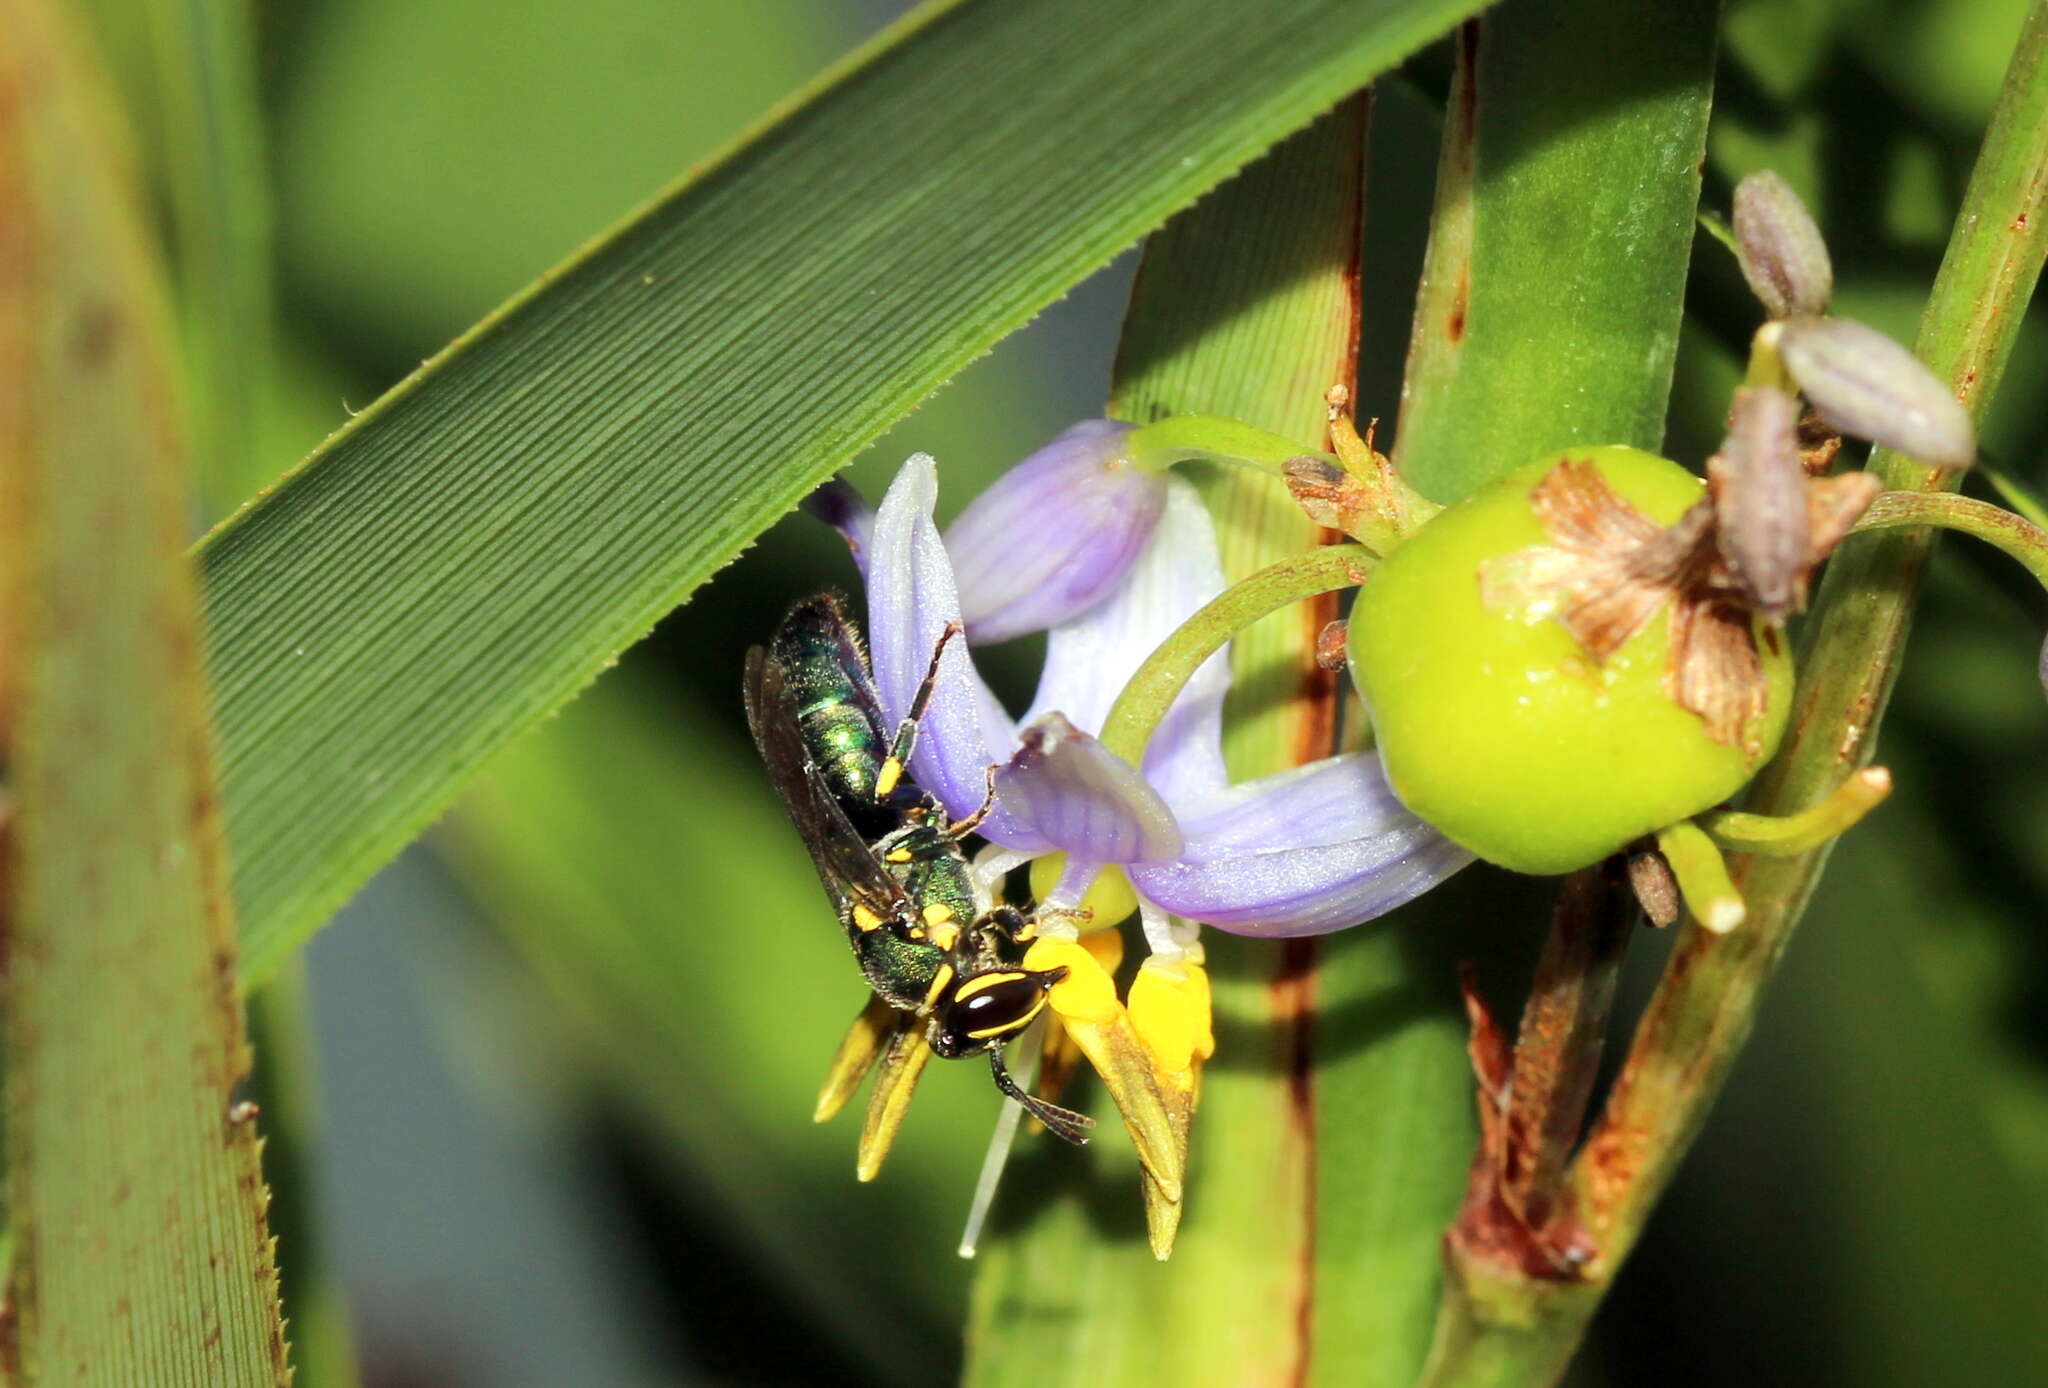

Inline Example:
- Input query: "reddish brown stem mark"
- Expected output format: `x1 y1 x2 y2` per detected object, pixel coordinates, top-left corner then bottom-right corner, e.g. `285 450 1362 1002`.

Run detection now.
1447 868 1633 1279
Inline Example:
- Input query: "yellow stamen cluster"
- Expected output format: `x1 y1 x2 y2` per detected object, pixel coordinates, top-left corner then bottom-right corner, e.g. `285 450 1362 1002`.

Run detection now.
1025 931 1215 1258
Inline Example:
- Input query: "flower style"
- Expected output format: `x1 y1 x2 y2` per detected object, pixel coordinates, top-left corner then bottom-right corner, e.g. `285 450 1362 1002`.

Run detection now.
813 424 1472 1252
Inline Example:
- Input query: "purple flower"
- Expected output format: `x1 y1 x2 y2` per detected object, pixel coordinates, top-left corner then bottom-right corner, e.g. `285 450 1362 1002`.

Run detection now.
820 445 1472 943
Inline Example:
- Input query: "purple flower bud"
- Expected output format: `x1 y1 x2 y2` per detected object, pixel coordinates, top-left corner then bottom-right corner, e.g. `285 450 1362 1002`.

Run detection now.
943 420 1164 643
1710 386 1809 620
1777 316 1975 469
1734 171 1833 319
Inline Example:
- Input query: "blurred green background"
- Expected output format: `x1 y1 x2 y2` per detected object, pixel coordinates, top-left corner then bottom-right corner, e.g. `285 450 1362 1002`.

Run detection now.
82 0 2048 1382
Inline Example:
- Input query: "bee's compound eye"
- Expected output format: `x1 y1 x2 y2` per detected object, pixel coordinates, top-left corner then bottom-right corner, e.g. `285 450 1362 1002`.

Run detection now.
941 972 1049 1047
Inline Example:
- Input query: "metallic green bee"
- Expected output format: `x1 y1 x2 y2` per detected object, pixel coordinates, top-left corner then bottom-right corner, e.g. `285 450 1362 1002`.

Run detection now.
743 594 1091 1143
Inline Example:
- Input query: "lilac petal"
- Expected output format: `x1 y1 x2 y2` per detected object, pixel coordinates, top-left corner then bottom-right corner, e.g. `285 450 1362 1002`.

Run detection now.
803 477 875 578
996 714 1183 864
868 454 1038 847
944 420 1166 643
1023 477 1230 807
1130 754 1473 936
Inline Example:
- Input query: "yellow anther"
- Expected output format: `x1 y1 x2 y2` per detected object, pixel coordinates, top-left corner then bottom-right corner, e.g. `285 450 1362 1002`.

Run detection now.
1028 855 1139 928
1130 962 1204 1080
875 757 904 798
1186 963 1214 1062
851 904 884 933
1024 937 1119 1023
1080 925 1125 975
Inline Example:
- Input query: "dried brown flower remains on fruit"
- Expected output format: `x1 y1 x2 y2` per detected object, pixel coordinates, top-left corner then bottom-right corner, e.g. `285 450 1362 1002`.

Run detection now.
1480 456 1876 756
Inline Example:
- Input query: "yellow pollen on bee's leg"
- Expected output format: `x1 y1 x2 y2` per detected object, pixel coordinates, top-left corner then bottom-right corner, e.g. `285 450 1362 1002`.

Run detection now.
921 963 955 1010
851 904 884 933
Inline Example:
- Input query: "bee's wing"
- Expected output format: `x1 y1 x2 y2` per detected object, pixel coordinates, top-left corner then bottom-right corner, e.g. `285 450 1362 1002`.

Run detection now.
744 645 918 931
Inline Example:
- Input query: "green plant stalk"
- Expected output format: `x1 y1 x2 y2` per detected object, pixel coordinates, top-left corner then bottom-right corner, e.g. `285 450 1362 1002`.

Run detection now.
968 100 1374 1388
1099 544 1373 764
1701 766 1891 856
1652 820 1744 934
1419 5 2048 1382
1126 413 1336 478
1851 489 2048 588
0 0 287 1378
193 0 1492 983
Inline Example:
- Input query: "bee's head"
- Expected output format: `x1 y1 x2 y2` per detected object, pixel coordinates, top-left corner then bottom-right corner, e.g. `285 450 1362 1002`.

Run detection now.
928 965 1065 1058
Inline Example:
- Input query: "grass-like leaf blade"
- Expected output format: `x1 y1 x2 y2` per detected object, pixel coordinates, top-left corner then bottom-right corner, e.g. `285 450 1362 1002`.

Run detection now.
1393 0 1721 503
0 3 287 1379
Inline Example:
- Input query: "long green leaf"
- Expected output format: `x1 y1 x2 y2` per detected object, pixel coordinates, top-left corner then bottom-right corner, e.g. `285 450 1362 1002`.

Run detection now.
0 1 286 1379
198 0 1492 980
1392 0 1721 503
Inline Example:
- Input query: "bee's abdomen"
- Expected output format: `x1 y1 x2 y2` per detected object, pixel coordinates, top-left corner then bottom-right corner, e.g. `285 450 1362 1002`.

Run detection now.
773 595 893 811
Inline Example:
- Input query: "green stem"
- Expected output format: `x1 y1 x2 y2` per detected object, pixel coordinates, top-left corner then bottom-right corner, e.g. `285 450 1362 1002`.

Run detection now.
1565 0 2048 1314
1742 321 1795 393
1852 489 2048 590
1701 767 1892 856
1097 542 1371 764
1652 821 1744 934
1124 413 1336 478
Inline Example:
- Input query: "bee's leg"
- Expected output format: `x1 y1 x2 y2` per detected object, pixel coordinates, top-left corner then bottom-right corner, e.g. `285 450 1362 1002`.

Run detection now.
946 760 1001 840
988 1042 1092 1146
876 620 963 801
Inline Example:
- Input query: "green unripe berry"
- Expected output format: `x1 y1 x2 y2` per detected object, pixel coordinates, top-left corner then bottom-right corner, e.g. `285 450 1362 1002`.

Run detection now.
1349 446 1793 875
